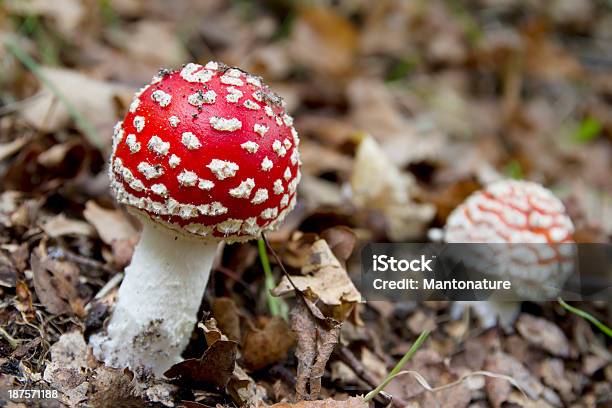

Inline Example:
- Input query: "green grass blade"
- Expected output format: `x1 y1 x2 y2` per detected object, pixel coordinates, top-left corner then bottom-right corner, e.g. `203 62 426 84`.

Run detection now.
364 330 431 402
258 238 288 319
558 298 612 338
571 117 602 144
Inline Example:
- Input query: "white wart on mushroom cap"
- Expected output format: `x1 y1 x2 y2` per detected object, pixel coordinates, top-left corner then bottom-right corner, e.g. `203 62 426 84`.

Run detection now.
110 63 301 242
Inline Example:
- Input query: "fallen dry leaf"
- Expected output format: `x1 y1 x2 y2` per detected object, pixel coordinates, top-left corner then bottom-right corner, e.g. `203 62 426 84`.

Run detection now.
523 23 583 81
360 347 387 384
347 79 445 166
0 135 31 162
273 239 361 321
350 136 435 241
30 242 83 316
37 140 79 167
289 6 358 76
485 351 543 407
15 279 35 319
292 299 318 399
83 200 138 245
199 317 229 346
42 330 90 406
242 316 296 371
212 297 241 342
164 338 238 389
538 358 573 401
87 366 145 408
0 250 18 288
19 67 133 142
291 298 341 400
516 314 571 358
41 213 95 238
5 0 85 38
109 235 139 269
44 331 167 407
267 397 367 408
108 20 188 67
227 364 268 407
320 226 356 263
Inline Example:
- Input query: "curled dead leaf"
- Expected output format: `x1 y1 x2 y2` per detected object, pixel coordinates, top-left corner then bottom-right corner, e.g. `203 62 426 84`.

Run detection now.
199 317 230 347
350 136 435 241
212 297 241 342
272 239 361 322
516 314 571 358
242 316 296 371
291 299 342 400
227 365 267 407
164 339 238 389
320 226 356 263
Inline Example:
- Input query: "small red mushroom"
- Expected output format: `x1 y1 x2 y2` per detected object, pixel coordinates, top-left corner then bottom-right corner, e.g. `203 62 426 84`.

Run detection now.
91 62 301 376
445 180 574 245
443 180 575 327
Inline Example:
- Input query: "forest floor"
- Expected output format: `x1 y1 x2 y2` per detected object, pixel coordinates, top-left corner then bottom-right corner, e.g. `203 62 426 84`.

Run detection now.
0 1 610 407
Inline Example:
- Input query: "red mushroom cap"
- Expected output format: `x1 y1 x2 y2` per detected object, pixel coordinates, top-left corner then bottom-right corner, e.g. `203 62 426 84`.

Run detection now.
444 180 575 297
444 180 574 244
110 62 301 242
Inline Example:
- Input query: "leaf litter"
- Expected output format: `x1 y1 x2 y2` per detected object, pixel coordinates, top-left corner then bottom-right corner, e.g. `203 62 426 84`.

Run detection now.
0 0 611 407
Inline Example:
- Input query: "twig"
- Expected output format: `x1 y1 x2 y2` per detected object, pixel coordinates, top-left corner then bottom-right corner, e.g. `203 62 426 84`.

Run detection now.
261 234 318 322
0 326 19 348
262 233 301 295
364 330 430 402
336 346 380 389
5 38 104 149
84 272 124 312
558 298 612 338
269 364 297 387
335 347 403 407
214 266 257 304
50 246 116 275
370 370 528 399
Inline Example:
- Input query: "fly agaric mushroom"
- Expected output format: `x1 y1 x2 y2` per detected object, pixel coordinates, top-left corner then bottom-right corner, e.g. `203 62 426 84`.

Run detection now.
90 62 301 376
444 179 575 327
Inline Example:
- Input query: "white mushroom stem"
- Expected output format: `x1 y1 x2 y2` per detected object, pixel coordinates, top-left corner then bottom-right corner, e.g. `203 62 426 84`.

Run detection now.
90 222 218 377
